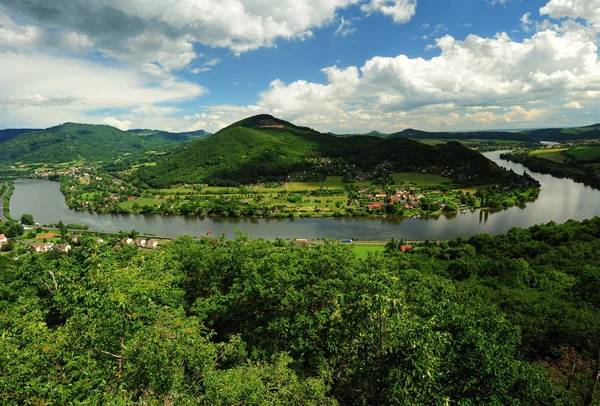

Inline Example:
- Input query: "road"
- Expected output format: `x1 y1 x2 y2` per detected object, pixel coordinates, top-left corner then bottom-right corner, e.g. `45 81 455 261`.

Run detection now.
0 182 9 222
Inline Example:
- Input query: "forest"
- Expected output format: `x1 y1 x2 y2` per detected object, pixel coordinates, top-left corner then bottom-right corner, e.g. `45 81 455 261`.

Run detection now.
2 217 600 404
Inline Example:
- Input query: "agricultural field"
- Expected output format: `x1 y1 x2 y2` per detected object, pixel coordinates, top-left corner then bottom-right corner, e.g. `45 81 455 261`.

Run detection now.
391 172 449 186
119 197 166 209
567 146 600 161
528 148 569 163
351 244 386 259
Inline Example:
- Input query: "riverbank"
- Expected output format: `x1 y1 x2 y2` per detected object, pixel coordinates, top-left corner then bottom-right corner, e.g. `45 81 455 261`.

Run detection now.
8 151 600 240
0 180 14 222
501 152 600 190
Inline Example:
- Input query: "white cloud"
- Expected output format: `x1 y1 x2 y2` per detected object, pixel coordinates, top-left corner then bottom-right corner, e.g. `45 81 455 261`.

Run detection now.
0 52 205 129
564 101 583 109
361 0 417 24
335 16 357 37
104 117 133 131
0 0 373 66
251 23 600 132
540 0 600 31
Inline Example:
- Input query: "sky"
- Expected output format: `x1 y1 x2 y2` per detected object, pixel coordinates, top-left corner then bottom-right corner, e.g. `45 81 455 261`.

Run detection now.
0 0 599 134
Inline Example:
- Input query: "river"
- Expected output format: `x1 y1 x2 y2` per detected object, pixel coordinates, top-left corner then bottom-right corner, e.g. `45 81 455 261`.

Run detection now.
9 151 600 240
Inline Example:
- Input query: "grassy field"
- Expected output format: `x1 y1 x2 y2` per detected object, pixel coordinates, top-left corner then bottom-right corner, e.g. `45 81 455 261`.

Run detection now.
415 139 524 146
567 146 600 161
391 172 448 186
120 197 165 209
529 148 569 163
489 139 525 144
352 244 386 259
414 139 449 146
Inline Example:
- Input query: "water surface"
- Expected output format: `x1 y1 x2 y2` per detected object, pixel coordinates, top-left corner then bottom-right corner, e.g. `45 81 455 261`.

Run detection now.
10 152 600 239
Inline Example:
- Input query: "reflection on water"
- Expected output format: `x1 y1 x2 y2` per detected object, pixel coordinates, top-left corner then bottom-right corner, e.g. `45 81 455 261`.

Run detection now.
10 151 600 240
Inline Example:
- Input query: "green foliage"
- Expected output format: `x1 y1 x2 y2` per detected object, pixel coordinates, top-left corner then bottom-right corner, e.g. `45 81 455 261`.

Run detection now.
5 218 600 403
0 123 208 164
0 220 23 238
135 114 516 188
20 213 34 225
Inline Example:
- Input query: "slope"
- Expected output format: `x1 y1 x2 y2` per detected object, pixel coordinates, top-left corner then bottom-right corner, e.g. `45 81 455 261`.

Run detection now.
0 128 39 144
525 124 600 141
0 123 210 163
135 114 511 188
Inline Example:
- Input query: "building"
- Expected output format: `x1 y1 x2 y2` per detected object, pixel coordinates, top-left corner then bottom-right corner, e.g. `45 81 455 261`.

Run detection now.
0 234 8 245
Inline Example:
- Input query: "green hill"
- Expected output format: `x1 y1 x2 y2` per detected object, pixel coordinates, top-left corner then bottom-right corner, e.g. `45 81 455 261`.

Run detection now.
390 128 532 141
135 114 513 188
0 123 211 163
0 128 39 144
525 124 600 141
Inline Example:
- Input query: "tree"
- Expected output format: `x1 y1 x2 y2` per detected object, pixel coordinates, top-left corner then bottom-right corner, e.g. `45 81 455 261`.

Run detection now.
57 220 68 240
20 213 35 226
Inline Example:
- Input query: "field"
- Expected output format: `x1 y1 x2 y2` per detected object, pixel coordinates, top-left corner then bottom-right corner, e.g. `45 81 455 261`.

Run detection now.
120 197 165 209
567 146 600 161
415 139 525 146
528 148 569 163
391 172 449 186
352 244 386 259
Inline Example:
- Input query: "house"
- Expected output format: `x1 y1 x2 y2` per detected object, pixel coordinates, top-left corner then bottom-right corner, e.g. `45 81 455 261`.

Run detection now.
71 234 81 242
293 238 311 246
146 239 159 249
56 243 72 253
27 242 55 253
134 237 146 247
0 234 7 245
96 238 104 244
367 202 384 210
400 245 412 253
122 237 134 245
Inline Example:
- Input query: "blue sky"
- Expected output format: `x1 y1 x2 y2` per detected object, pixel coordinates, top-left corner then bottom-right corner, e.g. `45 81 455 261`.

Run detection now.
0 0 599 133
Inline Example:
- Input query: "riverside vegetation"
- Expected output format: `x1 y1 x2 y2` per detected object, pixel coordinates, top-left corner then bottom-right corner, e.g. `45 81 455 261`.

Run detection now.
501 141 600 190
1 218 600 404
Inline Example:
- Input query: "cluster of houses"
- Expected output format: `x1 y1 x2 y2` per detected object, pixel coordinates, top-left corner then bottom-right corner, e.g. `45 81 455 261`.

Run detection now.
119 236 159 250
34 165 98 179
26 242 71 253
361 188 425 210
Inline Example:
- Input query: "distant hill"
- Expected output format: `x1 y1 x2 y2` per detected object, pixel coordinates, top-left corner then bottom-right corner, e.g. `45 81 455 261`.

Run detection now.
0 123 211 163
330 130 389 138
390 124 600 142
390 128 532 141
0 128 39 144
524 124 600 141
127 128 212 141
134 114 511 188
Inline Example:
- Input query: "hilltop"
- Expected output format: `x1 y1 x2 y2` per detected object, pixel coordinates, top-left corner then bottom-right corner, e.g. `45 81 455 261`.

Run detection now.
134 114 512 188
0 123 211 163
390 128 532 142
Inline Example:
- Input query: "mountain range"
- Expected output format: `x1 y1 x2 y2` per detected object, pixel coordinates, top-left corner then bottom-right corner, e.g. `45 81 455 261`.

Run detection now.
0 123 211 163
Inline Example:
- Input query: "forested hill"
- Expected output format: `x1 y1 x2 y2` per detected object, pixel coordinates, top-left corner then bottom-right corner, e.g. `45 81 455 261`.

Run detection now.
390 128 532 141
0 123 211 163
134 114 511 188
524 123 600 141
0 128 39 144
